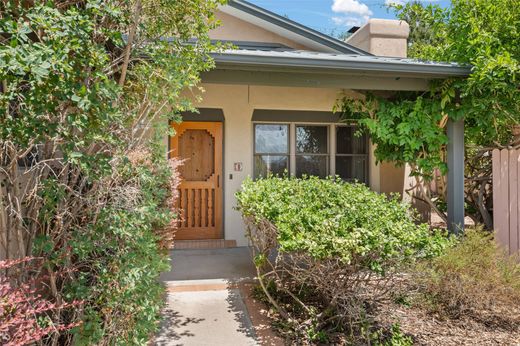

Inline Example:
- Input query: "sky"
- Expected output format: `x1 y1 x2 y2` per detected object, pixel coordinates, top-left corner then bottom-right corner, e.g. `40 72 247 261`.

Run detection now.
248 0 450 37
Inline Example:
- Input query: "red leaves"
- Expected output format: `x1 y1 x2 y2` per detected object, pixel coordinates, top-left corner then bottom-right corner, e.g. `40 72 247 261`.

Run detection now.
0 257 82 346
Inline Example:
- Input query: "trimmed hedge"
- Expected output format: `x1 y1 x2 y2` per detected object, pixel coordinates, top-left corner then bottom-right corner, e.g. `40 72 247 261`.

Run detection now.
236 176 447 273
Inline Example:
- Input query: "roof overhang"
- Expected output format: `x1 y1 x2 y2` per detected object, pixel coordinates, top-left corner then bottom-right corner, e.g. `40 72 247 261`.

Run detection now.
210 50 472 79
202 51 471 91
222 0 369 55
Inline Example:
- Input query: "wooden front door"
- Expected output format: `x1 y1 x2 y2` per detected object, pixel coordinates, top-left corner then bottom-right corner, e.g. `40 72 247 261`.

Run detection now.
170 122 223 240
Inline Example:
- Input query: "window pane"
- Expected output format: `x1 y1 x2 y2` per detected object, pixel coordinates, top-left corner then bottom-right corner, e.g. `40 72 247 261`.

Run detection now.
336 156 367 182
255 124 288 154
254 155 288 178
296 156 328 178
336 126 367 154
296 126 328 154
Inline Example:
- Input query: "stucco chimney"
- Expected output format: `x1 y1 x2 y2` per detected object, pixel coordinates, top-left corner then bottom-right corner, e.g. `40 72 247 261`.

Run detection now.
345 19 410 58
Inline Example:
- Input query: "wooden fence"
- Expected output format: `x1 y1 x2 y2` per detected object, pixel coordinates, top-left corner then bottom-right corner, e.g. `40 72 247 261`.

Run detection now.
492 149 520 254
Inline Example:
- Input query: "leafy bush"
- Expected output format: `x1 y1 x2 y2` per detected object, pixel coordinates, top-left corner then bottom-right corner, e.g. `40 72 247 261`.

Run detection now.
237 176 447 270
0 258 80 346
236 176 449 343
414 229 520 318
52 148 177 345
1 0 219 343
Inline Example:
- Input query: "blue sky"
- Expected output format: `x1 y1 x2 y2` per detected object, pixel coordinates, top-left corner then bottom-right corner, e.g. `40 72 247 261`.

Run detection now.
248 0 450 36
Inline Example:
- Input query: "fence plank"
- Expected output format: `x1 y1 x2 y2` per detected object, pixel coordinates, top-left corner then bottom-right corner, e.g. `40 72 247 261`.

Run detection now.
518 153 520 253
509 150 519 254
494 150 508 248
492 149 520 254
499 150 510 249
492 149 501 238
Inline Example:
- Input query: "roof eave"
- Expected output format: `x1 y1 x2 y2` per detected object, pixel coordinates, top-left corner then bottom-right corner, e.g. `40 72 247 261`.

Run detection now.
210 53 472 78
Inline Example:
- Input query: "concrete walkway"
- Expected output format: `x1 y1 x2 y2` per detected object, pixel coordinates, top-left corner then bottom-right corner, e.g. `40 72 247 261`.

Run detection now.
155 247 280 346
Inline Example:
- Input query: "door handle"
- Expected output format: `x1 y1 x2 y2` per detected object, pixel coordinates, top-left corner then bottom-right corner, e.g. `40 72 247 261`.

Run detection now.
217 175 220 188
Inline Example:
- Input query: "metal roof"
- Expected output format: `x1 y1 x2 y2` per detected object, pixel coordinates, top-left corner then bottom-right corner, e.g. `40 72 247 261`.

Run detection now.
211 49 472 78
226 0 370 56
218 41 293 52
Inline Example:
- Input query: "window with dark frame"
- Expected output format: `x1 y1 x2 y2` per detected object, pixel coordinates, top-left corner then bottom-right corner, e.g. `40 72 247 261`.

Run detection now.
253 124 289 179
335 125 368 183
296 125 329 178
253 123 369 183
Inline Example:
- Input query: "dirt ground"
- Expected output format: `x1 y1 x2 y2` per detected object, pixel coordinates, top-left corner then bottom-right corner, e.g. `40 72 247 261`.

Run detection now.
375 302 520 346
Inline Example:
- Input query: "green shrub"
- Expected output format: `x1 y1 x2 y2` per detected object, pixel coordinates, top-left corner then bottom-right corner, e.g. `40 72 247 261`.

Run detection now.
237 176 448 272
71 150 172 345
236 176 450 343
34 146 175 345
414 229 520 318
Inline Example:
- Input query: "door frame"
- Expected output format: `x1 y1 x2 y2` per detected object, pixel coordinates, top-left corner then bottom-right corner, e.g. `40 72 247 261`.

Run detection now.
169 119 225 240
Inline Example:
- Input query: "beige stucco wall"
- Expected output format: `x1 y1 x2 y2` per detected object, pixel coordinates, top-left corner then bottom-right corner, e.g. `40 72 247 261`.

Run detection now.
346 19 409 58
185 84 381 246
210 11 311 50
379 162 405 195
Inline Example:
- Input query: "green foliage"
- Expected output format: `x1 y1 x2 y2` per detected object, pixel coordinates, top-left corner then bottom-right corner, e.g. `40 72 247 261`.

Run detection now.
375 324 414 346
1 0 223 344
399 0 520 147
63 148 172 344
236 176 449 273
237 177 450 343
338 94 451 178
387 2 449 60
415 229 520 317
0 0 121 169
339 0 520 176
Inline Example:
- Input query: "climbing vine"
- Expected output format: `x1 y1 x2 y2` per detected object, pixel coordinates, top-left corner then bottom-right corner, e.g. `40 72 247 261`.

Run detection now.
337 0 520 228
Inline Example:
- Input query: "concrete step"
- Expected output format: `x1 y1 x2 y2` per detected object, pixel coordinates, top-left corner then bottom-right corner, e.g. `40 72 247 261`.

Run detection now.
173 239 237 250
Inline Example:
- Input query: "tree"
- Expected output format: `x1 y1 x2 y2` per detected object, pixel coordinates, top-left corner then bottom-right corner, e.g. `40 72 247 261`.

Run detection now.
337 0 520 228
0 0 224 343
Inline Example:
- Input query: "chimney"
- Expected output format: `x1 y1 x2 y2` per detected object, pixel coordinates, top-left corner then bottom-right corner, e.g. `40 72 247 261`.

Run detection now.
345 19 410 58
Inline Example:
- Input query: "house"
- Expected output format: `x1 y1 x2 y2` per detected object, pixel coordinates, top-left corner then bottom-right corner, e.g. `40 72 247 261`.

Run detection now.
170 0 471 247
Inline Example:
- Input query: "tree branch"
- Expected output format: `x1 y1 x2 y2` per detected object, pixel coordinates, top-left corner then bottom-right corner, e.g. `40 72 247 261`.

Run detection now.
118 0 142 88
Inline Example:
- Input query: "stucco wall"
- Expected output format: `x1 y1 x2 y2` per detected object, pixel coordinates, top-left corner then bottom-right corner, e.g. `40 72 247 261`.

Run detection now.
182 84 387 246
346 19 410 198
379 162 405 195
210 11 311 50
346 19 409 58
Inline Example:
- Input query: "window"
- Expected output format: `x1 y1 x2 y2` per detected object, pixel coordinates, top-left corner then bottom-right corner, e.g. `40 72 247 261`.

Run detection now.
254 124 289 178
336 125 368 183
254 123 368 182
296 125 328 178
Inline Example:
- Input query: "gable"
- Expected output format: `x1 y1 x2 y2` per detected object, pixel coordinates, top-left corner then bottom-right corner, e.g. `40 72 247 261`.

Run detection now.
210 11 312 51
215 0 369 55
